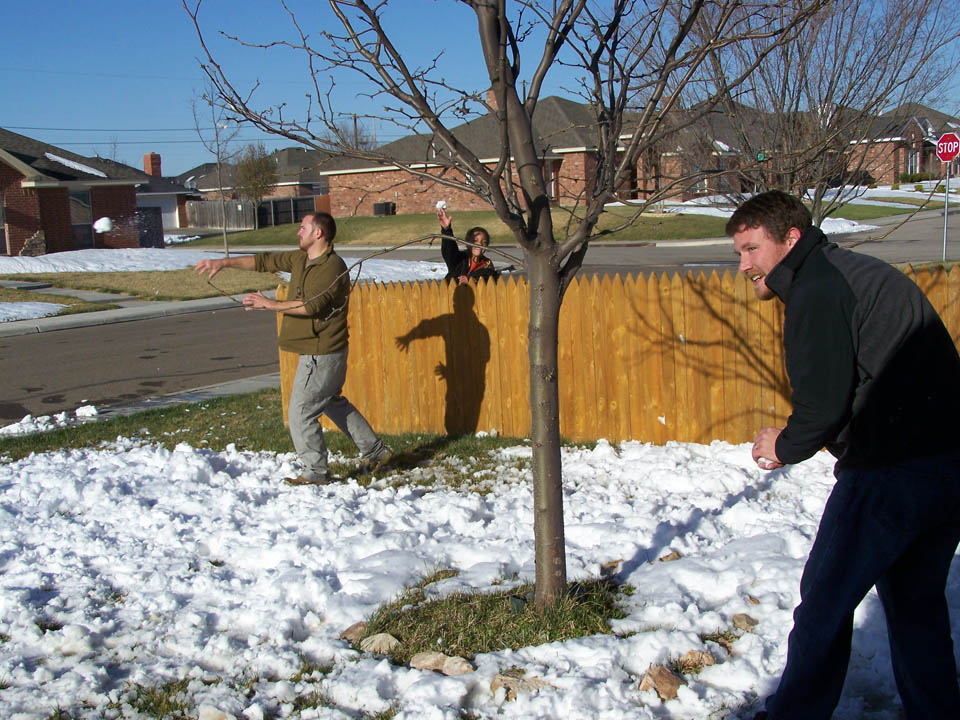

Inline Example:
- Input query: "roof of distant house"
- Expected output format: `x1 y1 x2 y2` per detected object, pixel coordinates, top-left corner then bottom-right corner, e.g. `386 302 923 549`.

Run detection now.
316 96 606 174
181 146 331 192
0 127 144 186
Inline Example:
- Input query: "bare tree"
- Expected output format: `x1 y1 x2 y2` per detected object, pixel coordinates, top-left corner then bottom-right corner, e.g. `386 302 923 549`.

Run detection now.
193 81 239 256
705 0 960 223
235 142 279 230
187 0 823 607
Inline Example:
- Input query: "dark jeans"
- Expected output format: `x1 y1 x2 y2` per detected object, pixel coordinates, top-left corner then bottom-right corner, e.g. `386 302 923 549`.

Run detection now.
766 452 960 720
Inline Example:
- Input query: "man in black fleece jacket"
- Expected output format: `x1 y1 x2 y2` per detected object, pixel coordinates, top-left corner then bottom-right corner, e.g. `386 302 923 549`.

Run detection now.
727 190 960 720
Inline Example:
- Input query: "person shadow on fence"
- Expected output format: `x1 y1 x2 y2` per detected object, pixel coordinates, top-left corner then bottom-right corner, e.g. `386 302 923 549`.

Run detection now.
395 283 491 437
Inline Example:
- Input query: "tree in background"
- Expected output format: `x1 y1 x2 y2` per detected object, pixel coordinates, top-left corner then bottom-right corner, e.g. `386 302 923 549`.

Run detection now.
193 82 239 257
703 0 960 224
234 143 278 230
188 0 825 607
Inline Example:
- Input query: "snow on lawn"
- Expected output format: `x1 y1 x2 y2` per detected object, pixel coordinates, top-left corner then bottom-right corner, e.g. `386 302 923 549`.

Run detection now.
0 301 65 323
0 406 98 436
0 433 952 719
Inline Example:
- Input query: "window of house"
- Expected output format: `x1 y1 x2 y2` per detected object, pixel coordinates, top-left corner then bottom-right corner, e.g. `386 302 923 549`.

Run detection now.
907 149 919 175
544 161 556 199
69 189 94 249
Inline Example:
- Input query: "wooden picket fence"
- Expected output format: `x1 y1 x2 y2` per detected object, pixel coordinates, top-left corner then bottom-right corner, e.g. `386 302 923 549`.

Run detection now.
277 264 960 445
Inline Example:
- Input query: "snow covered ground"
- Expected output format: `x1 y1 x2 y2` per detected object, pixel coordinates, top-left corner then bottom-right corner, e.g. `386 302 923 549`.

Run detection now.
4 432 946 720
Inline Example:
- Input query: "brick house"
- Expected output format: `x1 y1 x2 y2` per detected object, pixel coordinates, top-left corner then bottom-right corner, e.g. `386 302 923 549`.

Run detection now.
846 103 960 184
0 128 142 255
316 96 620 217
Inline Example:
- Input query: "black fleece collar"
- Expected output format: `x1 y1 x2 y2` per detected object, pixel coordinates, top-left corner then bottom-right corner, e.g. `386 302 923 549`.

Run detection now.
764 225 828 302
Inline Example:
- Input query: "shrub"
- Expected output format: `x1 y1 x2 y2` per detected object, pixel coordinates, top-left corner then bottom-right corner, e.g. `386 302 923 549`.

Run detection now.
891 183 900 190
914 184 924 192
900 172 936 183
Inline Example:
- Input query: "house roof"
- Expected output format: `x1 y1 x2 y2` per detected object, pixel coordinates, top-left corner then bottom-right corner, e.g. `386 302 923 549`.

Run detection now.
879 102 960 141
90 157 194 196
182 147 331 192
316 96 604 174
0 127 142 187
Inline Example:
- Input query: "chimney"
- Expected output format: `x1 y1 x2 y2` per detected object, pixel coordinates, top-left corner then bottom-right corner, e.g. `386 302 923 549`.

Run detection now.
143 152 162 177
486 88 498 112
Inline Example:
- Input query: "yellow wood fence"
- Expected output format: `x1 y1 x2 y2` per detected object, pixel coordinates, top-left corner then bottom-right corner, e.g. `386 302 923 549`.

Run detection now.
277 264 960 444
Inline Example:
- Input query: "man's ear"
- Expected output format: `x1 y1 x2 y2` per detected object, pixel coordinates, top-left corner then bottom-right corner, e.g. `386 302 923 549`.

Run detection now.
784 227 802 249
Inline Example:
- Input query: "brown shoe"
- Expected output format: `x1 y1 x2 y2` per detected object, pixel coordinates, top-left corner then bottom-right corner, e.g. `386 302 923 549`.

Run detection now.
359 449 394 475
284 474 334 486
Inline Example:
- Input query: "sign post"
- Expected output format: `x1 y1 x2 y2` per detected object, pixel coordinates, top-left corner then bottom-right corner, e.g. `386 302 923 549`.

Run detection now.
936 132 960 262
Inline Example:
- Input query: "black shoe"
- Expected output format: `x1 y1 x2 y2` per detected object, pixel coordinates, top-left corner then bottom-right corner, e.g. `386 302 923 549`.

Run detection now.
753 712 769 720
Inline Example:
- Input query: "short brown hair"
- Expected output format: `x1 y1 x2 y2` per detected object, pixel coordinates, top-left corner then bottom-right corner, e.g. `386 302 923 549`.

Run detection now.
725 190 811 243
304 211 337 242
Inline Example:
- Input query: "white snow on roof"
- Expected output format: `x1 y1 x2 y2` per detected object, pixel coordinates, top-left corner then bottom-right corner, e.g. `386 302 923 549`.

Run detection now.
43 152 107 178
713 139 731 152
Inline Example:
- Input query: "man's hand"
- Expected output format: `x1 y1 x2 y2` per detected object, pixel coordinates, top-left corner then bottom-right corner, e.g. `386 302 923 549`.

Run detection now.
752 426 785 470
434 362 447 379
437 207 452 230
242 291 275 311
457 274 469 285
195 258 225 279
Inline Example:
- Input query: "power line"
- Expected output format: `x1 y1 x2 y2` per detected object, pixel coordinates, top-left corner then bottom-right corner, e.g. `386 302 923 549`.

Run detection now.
5 125 219 132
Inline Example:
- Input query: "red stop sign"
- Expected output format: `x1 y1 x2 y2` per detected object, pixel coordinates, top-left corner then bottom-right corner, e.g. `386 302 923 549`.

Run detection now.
937 132 960 162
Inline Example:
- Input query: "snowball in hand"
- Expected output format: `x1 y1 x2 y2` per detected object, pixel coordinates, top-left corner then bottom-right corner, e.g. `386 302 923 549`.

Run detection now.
436 200 446 210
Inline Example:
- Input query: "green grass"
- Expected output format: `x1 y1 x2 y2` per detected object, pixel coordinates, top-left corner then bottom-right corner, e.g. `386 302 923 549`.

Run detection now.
829 200 944 221
0 268 280 302
0 389 530 487
0 286 118 315
356 570 628 665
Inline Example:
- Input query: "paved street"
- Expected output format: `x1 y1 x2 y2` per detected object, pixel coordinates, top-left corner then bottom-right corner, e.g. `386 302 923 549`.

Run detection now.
0 307 278 425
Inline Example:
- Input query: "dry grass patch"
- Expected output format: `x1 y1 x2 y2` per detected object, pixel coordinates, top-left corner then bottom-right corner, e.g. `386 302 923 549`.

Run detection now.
0 268 280 301
0 287 118 314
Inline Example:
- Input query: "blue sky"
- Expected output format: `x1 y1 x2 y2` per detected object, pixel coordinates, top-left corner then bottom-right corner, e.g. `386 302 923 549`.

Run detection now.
1 1 532 177
3 1 959 179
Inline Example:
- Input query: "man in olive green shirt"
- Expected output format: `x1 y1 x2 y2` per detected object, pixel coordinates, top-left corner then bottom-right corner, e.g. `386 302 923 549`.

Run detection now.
195 211 390 485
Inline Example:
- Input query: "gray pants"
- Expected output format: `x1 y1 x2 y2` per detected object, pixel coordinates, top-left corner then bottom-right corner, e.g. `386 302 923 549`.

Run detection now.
288 348 384 481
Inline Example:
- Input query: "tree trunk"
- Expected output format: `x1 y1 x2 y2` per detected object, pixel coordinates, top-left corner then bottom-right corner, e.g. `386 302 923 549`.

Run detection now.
527 248 567 608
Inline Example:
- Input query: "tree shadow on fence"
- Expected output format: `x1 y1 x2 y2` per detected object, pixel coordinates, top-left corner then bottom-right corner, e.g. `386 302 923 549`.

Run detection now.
623 269 792 444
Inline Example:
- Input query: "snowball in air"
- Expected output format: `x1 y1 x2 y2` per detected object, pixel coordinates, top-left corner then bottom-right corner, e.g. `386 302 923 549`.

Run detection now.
93 217 113 233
